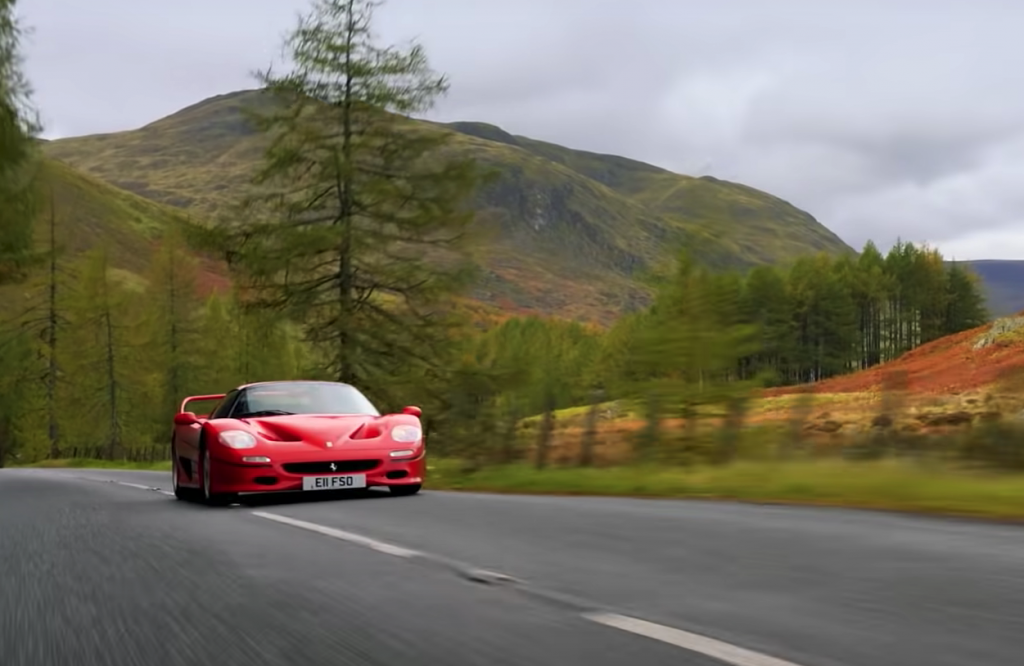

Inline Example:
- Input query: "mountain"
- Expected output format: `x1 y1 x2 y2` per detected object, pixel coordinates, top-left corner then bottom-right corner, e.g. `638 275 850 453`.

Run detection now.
42 90 854 322
960 260 1024 317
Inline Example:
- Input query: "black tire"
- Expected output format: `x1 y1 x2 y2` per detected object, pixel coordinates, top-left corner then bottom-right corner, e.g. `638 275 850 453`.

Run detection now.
389 484 422 497
171 440 195 501
200 442 237 507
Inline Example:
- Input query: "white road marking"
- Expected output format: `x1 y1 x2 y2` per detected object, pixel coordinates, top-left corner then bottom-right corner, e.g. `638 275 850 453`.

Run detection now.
584 612 805 666
87 476 807 665
78 476 175 496
251 511 421 558
111 481 155 491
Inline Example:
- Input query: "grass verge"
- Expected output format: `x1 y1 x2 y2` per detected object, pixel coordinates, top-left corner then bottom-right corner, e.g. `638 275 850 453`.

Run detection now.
20 457 1024 522
426 458 1024 521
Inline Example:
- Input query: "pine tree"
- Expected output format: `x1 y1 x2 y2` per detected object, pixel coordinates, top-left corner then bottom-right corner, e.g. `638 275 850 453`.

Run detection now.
217 0 485 404
629 252 760 457
0 0 41 284
852 242 888 368
62 249 138 459
944 262 988 333
195 293 241 389
740 265 792 383
33 194 67 458
9 193 70 459
138 226 205 433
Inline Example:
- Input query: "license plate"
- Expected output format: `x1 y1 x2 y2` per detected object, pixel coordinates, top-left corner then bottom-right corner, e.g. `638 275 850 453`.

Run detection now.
302 474 367 491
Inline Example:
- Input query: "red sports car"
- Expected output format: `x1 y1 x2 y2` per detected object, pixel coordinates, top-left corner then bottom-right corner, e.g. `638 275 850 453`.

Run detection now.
170 380 426 505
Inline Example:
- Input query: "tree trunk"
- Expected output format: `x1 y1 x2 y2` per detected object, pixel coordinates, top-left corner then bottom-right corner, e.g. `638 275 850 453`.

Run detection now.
103 306 121 460
46 197 60 459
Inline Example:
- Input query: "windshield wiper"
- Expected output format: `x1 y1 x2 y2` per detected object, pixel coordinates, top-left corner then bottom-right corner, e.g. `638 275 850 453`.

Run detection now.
237 409 296 418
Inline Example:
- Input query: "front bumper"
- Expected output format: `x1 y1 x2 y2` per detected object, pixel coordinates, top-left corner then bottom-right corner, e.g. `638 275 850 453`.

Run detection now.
209 449 426 494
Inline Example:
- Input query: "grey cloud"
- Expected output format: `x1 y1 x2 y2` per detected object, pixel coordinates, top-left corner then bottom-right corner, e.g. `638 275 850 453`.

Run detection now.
19 0 1024 258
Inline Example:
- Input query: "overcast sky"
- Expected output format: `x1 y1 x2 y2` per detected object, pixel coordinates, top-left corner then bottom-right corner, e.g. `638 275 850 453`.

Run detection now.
19 0 1024 260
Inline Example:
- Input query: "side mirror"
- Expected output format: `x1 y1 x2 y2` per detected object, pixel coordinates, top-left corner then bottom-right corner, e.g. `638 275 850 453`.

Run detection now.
401 405 422 418
174 411 200 426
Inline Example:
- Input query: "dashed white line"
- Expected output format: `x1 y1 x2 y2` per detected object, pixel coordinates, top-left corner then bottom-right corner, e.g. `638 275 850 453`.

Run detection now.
584 612 805 666
251 511 421 558
93 477 809 666
78 476 176 496
109 481 155 491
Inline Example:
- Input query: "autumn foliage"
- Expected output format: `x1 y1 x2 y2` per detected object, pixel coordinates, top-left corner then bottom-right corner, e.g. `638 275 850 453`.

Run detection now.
766 312 1024 396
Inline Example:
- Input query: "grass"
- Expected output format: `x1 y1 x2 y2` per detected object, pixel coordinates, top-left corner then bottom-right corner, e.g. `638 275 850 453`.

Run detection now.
19 456 1024 521
43 89 853 324
426 458 1024 521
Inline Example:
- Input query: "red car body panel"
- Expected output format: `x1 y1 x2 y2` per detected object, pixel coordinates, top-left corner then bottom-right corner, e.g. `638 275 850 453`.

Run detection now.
171 383 425 496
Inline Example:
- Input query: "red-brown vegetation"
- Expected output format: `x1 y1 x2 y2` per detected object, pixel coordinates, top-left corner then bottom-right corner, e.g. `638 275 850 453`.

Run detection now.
765 314 1024 397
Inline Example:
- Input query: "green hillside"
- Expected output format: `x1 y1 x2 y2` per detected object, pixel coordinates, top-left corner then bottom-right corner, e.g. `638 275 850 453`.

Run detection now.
43 90 853 322
1 156 226 299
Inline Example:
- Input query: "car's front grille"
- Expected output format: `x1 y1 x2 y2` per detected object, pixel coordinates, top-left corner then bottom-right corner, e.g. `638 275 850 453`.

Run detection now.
282 459 381 475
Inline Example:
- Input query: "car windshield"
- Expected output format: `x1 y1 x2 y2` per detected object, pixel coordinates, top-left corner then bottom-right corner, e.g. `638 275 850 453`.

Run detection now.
232 382 380 418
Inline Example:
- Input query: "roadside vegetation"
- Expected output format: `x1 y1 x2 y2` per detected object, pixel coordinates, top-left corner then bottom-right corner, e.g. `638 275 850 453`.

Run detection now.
3 0 1024 520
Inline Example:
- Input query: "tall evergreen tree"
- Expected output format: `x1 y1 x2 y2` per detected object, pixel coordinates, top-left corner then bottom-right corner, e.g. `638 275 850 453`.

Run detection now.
944 262 988 333
62 249 138 459
740 264 792 383
852 241 888 368
217 0 485 405
138 226 204 431
0 0 41 284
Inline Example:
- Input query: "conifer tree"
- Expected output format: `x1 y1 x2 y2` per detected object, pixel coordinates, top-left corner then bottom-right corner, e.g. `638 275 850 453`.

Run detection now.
139 226 204 429
62 249 137 459
944 262 988 333
0 0 41 284
217 0 485 404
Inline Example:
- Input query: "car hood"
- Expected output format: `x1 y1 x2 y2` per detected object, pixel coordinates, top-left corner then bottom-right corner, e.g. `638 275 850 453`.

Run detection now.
239 414 381 448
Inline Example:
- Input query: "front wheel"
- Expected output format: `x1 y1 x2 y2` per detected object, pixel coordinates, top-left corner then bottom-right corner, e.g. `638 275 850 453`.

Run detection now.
171 440 194 501
200 446 237 507
389 484 422 497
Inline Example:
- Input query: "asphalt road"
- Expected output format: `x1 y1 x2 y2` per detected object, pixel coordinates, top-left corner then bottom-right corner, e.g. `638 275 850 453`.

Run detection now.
2 470 1023 666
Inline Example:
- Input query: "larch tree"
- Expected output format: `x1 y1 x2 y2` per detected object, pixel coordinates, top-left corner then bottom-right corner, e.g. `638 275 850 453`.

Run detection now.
11 192 68 460
218 0 485 404
0 0 41 285
63 248 138 459
139 226 204 431
33 194 67 458
944 262 988 333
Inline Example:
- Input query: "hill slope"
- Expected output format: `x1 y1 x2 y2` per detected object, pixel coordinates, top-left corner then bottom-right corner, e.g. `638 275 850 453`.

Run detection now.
2 156 228 299
767 312 1024 396
43 90 853 322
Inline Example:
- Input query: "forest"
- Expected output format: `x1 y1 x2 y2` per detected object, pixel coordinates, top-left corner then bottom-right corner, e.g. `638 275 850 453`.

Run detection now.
0 225 988 466
0 0 990 467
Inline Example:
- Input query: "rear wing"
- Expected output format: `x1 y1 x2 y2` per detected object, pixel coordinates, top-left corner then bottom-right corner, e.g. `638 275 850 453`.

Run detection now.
179 394 226 416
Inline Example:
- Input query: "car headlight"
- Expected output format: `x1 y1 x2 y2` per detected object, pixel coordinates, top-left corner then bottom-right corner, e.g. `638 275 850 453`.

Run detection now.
391 425 422 443
219 430 257 449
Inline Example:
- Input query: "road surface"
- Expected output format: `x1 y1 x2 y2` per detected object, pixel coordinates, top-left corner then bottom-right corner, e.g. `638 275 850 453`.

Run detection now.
1 468 1023 666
